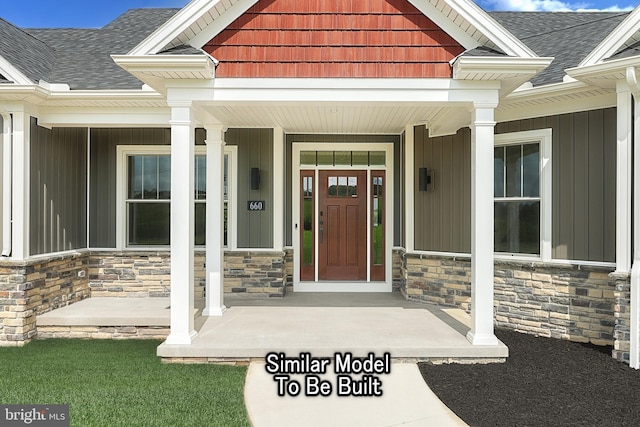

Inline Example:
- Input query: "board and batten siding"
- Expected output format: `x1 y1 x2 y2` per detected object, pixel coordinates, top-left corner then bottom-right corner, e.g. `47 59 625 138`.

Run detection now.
495 108 616 263
284 134 403 247
413 108 616 263
414 125 471 253
30 118 87 255
226 128 274 249
89 128 172 248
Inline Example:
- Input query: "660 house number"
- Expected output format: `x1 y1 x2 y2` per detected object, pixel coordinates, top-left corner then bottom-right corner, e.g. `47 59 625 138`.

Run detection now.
247 201 266 211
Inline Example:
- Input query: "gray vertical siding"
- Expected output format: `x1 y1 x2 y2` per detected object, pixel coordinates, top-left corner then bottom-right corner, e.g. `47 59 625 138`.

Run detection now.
89 128 172 248
227 128 274 248
495 108 616 263
284 134 402 247
29 119 87 255
414 126 471 253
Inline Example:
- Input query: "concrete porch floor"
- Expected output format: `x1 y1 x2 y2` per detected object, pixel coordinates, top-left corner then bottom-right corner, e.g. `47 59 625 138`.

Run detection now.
159 292 508 361
37 292 508 361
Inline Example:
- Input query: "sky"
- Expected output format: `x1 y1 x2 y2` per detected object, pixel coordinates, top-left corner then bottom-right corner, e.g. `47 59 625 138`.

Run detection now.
0 0 637 29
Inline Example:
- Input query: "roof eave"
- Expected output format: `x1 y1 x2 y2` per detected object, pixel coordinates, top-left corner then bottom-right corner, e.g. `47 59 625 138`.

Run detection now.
567 54 640 88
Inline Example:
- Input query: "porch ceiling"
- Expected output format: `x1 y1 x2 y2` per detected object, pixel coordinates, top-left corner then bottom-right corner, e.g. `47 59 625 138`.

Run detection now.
202 103 465 134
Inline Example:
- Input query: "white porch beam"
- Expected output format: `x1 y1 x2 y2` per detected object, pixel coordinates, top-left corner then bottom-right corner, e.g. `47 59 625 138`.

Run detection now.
166 102 197 345
467 104 499 346
203 125 226 317
616 81 632 274
10 110 30 260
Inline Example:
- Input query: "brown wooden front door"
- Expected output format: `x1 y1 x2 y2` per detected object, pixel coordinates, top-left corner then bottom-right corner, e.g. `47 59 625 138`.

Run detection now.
318 170 367 280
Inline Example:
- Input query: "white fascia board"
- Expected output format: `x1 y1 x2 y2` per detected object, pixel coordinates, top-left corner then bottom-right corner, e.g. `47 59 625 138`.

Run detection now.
189 0 259 49
453 56 554 80
129 0 228 55
0 55 33 85
567 55 640 86
37 106 171 127
112 55 216 78
580 5 640 67
207 78 500 104
414 0 537 57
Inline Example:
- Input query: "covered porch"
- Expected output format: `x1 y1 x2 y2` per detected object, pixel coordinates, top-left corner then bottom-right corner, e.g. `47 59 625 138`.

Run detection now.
36 293 508 362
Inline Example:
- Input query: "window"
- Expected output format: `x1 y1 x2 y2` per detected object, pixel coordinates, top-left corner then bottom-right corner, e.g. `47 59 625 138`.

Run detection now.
117 146 236 249
494 130 551 259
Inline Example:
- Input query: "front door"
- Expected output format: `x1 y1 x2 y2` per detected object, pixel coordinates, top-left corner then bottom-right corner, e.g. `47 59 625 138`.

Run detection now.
318 170 367 280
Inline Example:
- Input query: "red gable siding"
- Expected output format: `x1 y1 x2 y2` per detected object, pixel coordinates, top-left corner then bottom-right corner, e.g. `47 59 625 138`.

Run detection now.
203 0 465 78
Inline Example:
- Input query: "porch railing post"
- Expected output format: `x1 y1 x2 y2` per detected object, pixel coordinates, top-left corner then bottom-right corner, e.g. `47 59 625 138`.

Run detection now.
203 125 226 316
166 102 197 345
467 104 499 346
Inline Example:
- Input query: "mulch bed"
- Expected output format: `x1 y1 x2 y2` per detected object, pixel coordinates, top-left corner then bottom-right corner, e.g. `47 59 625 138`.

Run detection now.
419 329 640 427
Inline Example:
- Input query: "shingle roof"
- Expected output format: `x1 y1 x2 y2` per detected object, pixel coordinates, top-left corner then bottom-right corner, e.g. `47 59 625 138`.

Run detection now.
0 8 637 89
159 45 207 55
489 12 629 86
24 8 179 90
0 17 56 83
609 40 640 60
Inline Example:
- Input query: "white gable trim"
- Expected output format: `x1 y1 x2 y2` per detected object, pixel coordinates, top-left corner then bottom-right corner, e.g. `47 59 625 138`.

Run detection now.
129 0 243 56
0 55 33 85
580 5 640 66
129 0 538 59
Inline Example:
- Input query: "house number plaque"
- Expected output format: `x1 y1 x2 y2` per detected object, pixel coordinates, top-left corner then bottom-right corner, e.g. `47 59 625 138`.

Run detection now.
247 201 266 211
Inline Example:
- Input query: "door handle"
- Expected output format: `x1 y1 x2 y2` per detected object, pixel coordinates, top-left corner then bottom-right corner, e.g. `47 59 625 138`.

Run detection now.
319 228 324 244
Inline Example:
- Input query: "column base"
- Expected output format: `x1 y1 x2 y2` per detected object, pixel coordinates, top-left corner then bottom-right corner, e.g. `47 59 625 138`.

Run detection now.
164 330 198 346
203 305 227 317
466 330 499 346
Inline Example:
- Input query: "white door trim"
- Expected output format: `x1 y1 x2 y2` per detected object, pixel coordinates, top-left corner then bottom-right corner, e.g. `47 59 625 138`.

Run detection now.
292 142 393 292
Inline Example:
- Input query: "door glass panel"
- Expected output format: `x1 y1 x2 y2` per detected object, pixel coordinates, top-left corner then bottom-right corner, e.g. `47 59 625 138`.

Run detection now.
348 177 357 196
372 176 383 266
317 152 334 166
338 176 348 196
352 151 369 166
369 151 385 166
302 176 314 266
335 151 351 166
328 177 338 195
300 151 316 165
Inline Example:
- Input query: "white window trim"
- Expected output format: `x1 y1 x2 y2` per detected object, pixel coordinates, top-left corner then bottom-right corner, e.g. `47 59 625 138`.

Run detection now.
494 129 552 262
116 145 237 251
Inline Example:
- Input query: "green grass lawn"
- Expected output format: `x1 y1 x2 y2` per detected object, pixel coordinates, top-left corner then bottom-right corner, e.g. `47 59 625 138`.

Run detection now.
0 340 249 427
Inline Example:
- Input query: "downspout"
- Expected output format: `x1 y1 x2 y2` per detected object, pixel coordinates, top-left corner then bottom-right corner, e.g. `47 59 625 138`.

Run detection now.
626 66 640 369
1 112 11 257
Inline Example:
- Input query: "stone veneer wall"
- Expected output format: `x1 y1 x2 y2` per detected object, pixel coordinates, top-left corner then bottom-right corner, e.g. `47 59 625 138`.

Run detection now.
0 253 90 346
392 248 405 292
405 253 623 351
612 273 631 362
225 251 286 297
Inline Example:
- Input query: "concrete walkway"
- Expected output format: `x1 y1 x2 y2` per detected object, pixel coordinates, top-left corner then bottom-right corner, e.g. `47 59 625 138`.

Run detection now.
245 361 468 426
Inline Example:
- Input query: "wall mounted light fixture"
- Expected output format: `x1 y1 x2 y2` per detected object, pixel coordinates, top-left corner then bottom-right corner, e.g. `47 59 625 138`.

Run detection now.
419 167 432 191
250 167 260 190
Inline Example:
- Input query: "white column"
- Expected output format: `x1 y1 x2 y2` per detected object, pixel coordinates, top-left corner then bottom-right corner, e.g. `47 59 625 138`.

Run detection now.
273 127 284 250
203 125 226 317
165 103 197 345
11 111 29 260
616 81 632 274
632 92 640 369
467 104 499 346
404 124 415 253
